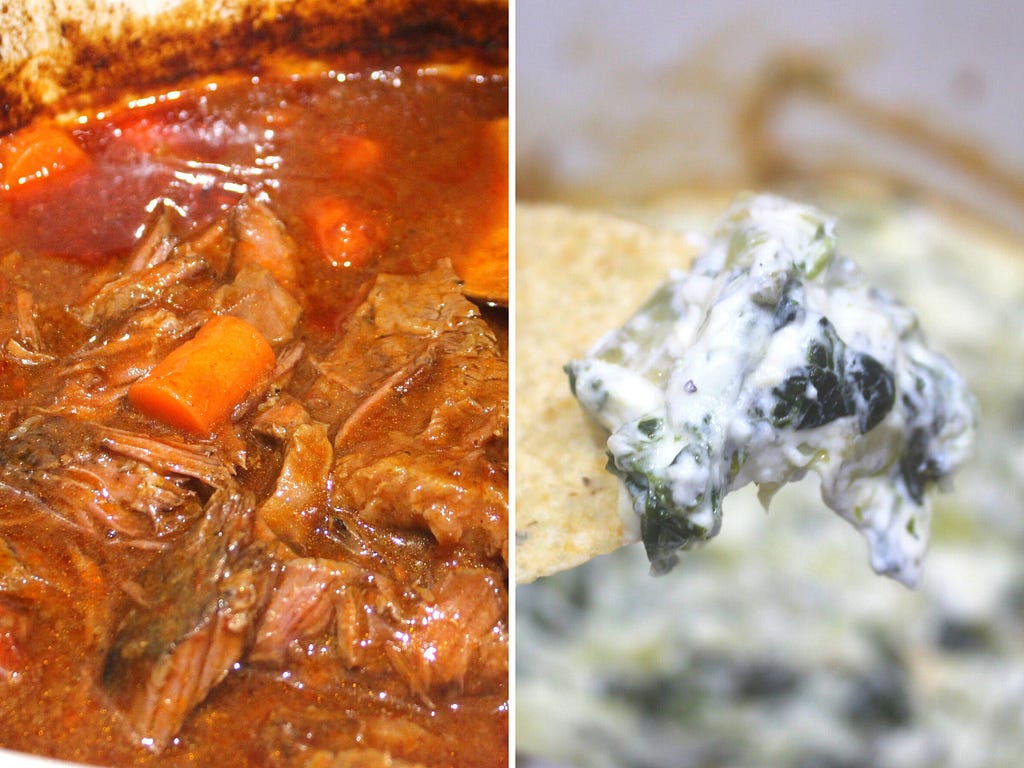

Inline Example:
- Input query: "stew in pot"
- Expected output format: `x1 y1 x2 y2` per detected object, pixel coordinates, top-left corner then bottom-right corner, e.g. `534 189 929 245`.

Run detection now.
0 49 507 768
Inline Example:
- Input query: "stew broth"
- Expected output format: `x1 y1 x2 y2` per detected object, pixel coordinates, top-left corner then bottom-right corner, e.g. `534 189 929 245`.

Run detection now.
0 52 507 768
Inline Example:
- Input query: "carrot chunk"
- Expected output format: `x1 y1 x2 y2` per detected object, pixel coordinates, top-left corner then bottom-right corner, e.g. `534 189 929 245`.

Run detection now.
304 197 380 269
128 315 276 435
452 118 508 305
0 123 90 194
456 220 508 306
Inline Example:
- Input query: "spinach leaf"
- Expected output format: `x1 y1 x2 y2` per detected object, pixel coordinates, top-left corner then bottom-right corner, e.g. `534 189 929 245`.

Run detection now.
609 440 722 576
772 277 805 331
770 318 894 434
848 352 896 433
898 373 951 504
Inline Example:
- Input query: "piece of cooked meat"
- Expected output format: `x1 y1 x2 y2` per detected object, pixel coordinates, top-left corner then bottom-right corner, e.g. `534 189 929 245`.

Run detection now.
249 557 364 665
214 263 302 345
75 252 209 330
308 262 507 561
0 414 208 543
255 421 333 552
304 261 496 432
230 194 300 294
103 488 277 751
250 558 506 706
383 568 507 703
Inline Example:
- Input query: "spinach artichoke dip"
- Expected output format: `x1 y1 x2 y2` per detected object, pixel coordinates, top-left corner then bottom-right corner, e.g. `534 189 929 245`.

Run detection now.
518 190 1024 768
567 194 976 585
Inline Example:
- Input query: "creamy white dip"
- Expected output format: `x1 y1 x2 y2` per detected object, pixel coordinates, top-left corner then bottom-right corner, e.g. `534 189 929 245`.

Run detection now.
567 194 976 585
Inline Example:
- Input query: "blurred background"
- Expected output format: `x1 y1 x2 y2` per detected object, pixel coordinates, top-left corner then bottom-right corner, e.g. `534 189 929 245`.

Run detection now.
517 0 1024 233
515 2 1024 766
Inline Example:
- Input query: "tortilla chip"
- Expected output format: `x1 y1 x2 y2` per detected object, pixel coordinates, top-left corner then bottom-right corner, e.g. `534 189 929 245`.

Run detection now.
515 204 698 583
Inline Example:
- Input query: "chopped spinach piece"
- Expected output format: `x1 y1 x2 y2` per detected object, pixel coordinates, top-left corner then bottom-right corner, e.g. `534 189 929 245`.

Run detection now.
637 417 663 438
641 506 705 575
847 352 896 432
771 342 852 430
770 318 895 434
899 426 945 504
609 440 721 575
772 276 805 331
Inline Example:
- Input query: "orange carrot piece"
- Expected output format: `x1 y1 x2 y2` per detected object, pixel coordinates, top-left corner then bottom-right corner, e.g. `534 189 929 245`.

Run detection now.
128 315 276 435
304 197 379 269
452 118 508 305
456 221 508 306
0 123 89 193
